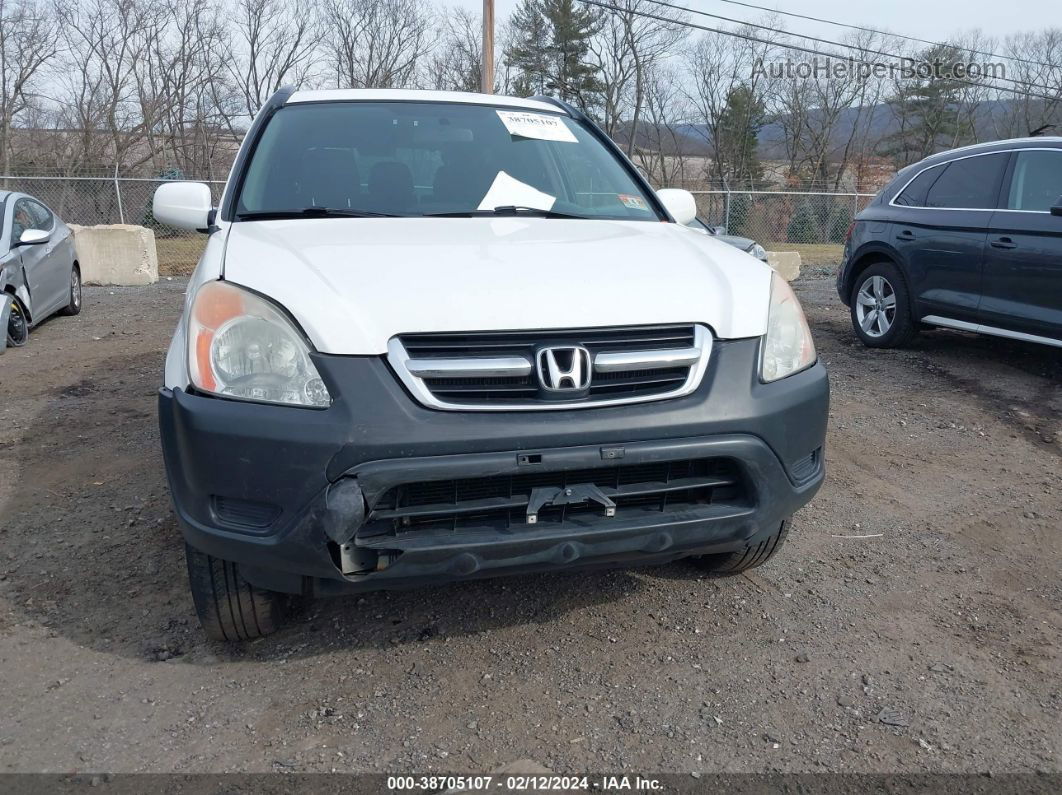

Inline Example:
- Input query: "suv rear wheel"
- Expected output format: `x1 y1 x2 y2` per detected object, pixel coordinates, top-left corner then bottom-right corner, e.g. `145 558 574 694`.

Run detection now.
690 519 789 574
849 262 917 348
185 544 287 641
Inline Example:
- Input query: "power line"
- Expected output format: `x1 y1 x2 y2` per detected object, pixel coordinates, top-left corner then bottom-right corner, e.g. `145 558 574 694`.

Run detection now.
630 0 1061 95
578 0 1062 103
705 0 1060 72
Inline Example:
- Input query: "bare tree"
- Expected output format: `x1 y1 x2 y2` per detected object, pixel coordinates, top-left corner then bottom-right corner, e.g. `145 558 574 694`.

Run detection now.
226 0 318 122
147 0 235 176
321 0 432 89
1 0 1059 201
992 29 1062 138
588 0 686 147
633 64 696 186
55 0 170 174
429 6 482 92
766 29 891 190
686 22 778 188
0 0 60 178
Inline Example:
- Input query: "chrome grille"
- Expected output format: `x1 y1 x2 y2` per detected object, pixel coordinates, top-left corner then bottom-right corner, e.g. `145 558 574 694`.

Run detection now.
388 324 712 410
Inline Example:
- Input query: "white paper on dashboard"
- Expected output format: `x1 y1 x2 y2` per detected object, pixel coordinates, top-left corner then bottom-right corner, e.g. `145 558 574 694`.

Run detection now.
496 110 578 143
477 171 557 211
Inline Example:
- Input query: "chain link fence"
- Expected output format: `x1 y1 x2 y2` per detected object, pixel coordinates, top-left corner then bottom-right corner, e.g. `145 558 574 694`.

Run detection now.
691 190 876 264
0 175 225 275
1 176 876 273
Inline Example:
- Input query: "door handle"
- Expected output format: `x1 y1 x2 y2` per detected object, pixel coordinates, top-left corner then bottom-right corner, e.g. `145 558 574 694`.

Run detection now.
990 237 1017 250
895 229 915 240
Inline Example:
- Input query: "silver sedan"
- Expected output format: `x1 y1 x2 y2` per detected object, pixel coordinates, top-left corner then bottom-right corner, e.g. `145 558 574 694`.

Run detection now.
1 190 81 352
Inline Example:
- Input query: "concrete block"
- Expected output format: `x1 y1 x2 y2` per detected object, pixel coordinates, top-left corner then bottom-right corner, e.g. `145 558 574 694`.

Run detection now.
766 250 801 282
68 224 159 286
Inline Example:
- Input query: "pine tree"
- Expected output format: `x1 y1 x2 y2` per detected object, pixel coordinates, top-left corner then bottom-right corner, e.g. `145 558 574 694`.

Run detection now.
787 200 819 244
828 204 853 243
542 0 601 110
505 0 601 112
507 0 551 96
881 45 976 165
715 85 766 190
728 193 753 238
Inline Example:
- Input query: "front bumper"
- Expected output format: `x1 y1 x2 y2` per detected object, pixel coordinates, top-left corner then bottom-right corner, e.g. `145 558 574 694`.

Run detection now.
158 338 829 595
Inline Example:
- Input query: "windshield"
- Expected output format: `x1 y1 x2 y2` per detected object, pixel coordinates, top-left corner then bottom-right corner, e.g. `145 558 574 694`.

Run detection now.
235 102 660 221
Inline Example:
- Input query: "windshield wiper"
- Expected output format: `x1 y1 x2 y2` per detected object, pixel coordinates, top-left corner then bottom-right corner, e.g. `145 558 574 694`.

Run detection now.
422 205 589 219
236 206 404 220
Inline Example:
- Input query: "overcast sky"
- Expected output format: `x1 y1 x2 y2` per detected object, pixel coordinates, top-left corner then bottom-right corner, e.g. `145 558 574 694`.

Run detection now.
454 0 1049 43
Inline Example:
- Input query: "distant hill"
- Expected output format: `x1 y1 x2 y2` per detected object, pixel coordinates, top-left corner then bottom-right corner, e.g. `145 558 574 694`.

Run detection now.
672 98 1060 161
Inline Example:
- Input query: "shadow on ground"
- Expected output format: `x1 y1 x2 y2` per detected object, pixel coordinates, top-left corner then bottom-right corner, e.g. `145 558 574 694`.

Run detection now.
2 351 651 664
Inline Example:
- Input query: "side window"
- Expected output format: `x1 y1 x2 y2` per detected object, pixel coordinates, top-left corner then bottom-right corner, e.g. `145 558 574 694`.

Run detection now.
893 164 944 207
10 200 34 244
1007 150 1062 212
924 153 1008 209
27 200 54 230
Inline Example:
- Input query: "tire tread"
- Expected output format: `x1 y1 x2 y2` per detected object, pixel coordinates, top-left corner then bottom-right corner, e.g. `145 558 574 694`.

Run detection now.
692 520 790 574
186 545 283 641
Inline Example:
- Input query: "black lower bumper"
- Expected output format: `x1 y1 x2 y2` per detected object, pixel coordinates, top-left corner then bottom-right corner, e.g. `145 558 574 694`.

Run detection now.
158 338 829 595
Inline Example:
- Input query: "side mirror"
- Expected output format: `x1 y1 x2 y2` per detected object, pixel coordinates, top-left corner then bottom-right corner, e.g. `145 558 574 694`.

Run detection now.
656 188 697 226
153 181 214 231
1051 195 1062 216
15 228 49 247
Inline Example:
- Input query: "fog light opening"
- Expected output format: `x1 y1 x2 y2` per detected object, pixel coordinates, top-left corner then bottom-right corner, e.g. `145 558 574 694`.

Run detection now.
323 477 367 545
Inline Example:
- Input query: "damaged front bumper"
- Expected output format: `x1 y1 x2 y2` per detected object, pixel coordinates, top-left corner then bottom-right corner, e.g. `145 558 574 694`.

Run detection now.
158 337 829 595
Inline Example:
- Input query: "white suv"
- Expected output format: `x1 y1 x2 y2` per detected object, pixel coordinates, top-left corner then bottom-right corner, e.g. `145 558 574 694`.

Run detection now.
154 88 828 640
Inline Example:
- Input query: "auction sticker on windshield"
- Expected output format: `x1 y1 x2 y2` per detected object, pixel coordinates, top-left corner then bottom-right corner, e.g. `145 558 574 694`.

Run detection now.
618 194 648 210
497 110 578 143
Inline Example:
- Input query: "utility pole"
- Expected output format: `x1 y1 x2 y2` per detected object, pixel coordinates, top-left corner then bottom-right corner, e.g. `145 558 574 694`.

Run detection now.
481 0 495 94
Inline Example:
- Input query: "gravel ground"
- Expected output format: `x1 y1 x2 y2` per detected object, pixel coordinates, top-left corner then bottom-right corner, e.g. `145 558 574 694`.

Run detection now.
0 274 1059 776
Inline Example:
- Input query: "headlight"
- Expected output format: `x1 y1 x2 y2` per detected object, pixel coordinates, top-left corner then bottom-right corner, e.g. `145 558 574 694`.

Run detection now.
187 280 330 407
760 272 816 382
749 243 767 261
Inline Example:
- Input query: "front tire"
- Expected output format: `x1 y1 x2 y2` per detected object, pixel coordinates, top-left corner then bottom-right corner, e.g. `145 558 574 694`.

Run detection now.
849 262 917 348
690 520 790 574
6 298 28 347
59 265 82 316
185 544 287 641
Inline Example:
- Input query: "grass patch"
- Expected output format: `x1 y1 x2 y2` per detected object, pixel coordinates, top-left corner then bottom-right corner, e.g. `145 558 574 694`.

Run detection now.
155 236 207 276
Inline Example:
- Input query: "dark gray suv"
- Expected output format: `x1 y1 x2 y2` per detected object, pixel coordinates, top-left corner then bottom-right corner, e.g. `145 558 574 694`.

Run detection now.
837 138 1062 349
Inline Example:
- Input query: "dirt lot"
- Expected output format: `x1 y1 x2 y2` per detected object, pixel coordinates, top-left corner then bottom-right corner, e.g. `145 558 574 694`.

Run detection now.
0 274 1059 776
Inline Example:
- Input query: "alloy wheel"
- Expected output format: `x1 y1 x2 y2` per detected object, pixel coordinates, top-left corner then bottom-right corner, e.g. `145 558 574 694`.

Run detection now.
855 274 897 338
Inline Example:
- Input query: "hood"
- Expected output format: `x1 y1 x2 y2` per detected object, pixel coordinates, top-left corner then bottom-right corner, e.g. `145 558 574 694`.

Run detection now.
221 218 773 355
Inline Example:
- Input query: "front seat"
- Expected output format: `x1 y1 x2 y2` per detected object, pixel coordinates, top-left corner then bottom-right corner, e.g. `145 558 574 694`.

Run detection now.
297 148 361 209
368 161 416 214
